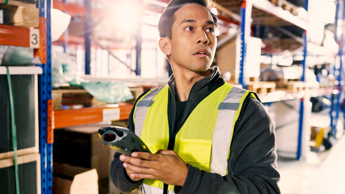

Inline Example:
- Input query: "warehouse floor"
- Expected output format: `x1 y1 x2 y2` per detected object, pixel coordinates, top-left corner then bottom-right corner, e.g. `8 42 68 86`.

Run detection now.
278 133 345 194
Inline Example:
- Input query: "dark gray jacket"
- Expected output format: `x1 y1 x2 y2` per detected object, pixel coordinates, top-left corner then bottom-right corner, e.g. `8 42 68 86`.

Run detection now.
110 67 280 194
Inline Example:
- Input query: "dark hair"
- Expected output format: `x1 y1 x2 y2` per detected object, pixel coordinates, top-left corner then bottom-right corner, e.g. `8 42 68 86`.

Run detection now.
158 0 218 39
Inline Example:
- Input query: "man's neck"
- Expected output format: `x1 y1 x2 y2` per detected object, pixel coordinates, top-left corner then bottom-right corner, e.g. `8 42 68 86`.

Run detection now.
173 69 211 102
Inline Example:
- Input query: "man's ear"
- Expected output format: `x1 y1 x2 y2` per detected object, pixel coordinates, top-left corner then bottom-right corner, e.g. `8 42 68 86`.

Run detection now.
159 37 171 56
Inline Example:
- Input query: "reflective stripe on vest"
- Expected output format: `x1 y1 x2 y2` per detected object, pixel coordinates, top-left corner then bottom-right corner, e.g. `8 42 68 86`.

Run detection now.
211 87 246 175
134 83 251 194
134 86 165 138
142 184 174 194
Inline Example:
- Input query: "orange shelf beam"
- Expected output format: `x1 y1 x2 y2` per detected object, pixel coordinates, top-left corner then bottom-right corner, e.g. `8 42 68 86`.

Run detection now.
0 24 30 47
53 1 103 17
53 103 133 129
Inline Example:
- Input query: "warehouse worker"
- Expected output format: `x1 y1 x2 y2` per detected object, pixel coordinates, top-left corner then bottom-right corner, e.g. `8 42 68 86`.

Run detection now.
110 0 280 193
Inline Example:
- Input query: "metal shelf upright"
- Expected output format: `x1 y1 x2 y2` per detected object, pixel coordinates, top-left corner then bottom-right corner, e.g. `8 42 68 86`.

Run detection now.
330 0 345 137
38 0 53 193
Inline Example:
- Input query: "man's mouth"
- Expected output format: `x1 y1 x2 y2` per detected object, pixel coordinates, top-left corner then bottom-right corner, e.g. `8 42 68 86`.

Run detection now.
193 49 209 57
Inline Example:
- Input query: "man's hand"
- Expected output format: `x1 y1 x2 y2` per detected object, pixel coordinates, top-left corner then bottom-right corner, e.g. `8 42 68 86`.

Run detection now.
119 150 188 186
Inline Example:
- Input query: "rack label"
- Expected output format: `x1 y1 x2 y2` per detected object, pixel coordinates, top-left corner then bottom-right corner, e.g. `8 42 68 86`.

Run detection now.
30 28 40 48
103 108 120 121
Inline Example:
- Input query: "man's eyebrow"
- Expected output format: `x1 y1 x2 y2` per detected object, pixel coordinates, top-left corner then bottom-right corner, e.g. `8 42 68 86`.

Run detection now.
181 19 196 24
206 20 215 26
180 19 215 26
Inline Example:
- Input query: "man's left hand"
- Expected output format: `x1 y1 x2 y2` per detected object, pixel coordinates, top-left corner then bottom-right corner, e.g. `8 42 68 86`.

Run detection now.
120 150 188 186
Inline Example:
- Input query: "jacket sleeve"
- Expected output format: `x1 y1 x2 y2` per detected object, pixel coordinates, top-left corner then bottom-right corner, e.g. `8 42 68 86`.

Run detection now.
177 96 280 194
109 90 151 192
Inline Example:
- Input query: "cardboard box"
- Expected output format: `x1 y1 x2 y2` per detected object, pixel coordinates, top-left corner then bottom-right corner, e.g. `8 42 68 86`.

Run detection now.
54 125 111 179
0 74 39 159
1 4 39 27
216 35 262 84
0 0 37 6
0 153 41 194
53 163 98 194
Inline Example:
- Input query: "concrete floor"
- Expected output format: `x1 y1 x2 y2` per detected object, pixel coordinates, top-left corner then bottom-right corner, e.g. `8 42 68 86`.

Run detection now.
277 134 345 194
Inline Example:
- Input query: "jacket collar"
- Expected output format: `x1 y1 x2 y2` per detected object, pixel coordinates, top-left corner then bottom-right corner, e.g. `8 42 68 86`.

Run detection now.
167 66 224 101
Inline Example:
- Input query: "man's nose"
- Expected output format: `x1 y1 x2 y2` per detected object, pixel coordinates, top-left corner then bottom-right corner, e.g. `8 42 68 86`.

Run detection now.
196 30 209 44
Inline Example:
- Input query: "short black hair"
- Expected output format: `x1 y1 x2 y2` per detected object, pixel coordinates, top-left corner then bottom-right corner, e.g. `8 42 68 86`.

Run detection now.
157 0 218 39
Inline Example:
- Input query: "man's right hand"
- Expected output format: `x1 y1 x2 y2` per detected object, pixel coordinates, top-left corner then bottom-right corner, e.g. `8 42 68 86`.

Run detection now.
119 150 188 186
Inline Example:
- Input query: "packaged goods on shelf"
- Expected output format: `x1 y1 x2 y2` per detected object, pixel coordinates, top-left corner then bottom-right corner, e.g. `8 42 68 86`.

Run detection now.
216 35 262 84
53 162 98 194
0 4 38 27
0 153 40 194
0 68 39 159
0 0 37 5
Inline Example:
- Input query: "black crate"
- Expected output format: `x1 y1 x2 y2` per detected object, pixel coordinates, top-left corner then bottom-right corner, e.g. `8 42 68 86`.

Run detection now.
0 153 40 194
0 74 38 159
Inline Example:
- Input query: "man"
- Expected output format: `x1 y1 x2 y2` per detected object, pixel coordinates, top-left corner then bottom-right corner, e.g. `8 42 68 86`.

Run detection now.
110 0 280 193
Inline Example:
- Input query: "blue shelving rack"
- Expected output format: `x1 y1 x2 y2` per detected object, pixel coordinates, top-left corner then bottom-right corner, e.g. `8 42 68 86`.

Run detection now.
38 0 53 193
330 0 345 137
239 0 343 159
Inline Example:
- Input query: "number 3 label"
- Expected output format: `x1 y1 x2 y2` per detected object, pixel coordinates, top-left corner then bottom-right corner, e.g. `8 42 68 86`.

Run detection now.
30 28 40 48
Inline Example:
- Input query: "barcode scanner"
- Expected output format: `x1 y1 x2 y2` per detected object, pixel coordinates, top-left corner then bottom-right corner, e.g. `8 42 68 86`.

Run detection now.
98 126 151 156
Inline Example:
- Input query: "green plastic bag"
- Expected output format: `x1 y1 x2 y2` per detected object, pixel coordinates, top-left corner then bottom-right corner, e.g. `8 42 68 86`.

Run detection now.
82 81 133 104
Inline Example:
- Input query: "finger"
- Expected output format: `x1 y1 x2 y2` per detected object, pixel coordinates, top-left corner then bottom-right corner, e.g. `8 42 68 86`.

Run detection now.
129 173 156 181
124 161 154 175
119 154 126 161
124 156 154 168
132 152 157 161
126 172 143 181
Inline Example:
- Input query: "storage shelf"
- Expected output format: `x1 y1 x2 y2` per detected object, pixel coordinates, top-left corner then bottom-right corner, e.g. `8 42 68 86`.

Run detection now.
252 0 308 30
0 66 42 75
53 0 103 16
81 75 169 84
53 103 133 129
0 24 31 47
217 0 307 29
258 87 336 103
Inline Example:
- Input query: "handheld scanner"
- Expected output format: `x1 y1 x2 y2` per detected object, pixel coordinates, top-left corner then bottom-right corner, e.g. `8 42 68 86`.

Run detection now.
98 126 150 156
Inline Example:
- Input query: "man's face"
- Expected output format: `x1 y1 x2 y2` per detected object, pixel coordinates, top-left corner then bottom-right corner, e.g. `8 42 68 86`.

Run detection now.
167 3 217 74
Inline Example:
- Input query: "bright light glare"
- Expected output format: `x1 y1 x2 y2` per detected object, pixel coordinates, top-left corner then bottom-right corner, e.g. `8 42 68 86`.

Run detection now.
112 0 141 33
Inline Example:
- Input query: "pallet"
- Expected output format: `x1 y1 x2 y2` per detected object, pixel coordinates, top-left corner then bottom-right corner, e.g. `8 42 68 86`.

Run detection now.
287 81 307 92
319 82 335 88
247 82 276 94
269 0 299 15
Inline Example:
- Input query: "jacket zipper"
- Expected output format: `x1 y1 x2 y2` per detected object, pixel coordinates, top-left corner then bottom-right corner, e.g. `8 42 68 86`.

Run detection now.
164 84 196 194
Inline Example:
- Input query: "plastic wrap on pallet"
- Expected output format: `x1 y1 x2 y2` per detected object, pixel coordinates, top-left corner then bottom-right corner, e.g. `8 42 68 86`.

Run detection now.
0 46 34 66
82 81 133 104
52 50 79 87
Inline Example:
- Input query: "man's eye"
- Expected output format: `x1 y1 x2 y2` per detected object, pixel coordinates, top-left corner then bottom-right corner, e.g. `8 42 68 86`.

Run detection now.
185 26 194 31
206 28 214 33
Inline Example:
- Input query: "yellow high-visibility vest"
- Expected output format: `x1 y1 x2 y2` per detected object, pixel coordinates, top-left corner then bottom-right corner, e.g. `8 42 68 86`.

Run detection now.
134 83 252 194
